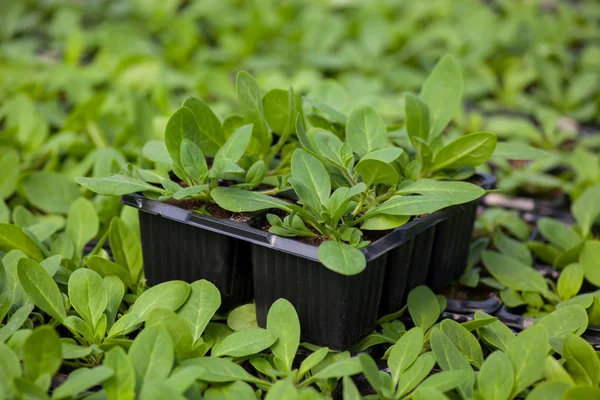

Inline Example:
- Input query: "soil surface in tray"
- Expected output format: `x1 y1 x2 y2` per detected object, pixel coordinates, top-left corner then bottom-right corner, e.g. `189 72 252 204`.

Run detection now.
440 283 497 301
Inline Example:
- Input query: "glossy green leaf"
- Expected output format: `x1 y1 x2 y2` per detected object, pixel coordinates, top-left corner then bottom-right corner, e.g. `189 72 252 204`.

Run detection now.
405 93 430 145
562 333 600 386
290 149 330 212
267 298 300 373
369 195 452 217
506 325 548 395
109 217 143 283
537 217 581 250
397 352 437 398
0 149 19 200
492 142 550 160
581 240 600 286
526 382 569 400
68 268 107 328
407 286 440 332
66 198 99 256
355 148 403 186
181 357 260 383
178 280 221 344
572 183 600 235
18 258 66 322
474 312 514 352
211 187 293 213
557 263 584 300
129 324 174 394
429 328 474 399
212 329 277 358
103 347 136 400
227 304 259 331
440 319 483 368
165 106 201 167
388 327 423 387
477 351 514 400
0 223 44 262
23 172 80 214
147 308 193 359
346 105 387 157
204 381 257 400
430 132 496 172
23 326 62 382
482 251 548 294
76 175 165 196
86 256 131 285
397 179 484 205
421 54 463 138
182 97 225 157
52 366 113 399
109 281 190 337
317 241 366 276
237 71 270 151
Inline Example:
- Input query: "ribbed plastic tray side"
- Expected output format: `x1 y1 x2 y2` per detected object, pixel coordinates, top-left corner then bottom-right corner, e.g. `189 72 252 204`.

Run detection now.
252 244 387 350
138 211 253 310
427 201 478 291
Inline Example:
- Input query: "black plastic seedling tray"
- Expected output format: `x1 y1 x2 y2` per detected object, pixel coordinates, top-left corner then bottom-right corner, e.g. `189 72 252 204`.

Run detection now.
379 173 496 315
121 173 494 349
445 292 502 315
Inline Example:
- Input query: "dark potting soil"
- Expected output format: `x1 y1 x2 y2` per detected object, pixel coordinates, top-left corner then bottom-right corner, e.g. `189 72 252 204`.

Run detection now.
441 283 496 301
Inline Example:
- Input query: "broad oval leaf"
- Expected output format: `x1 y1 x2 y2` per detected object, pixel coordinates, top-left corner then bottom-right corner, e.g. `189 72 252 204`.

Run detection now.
76 175 164 196
477 351 514 400
66 197 99 256
430 132 497 172
0 223 44 262
369 195 452 217
405 93 430 145
572 183 600 236
52 366 113 400
18 258 66 322
396 179 485 205
429 328 474 399
129 324 174 393
182 97 225 157
181 357 259 383
506 325 548 395
482 251 548 294
178 280 221 344
211 329 277 358
103 347 136 400
23 172 80 214
388 327 424 387
211 187 293 213
267 298 300 373
290 149 331 211
440 319 483 368
407 286 440 332
68 268 108 329
346 105 387 158
165 106 202 167
421 54 463 138
580 240 600 286
23 326 62 381
317 241 366 276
